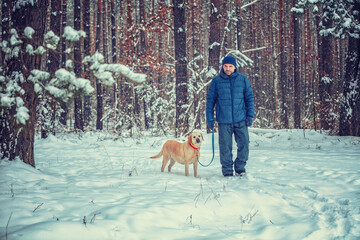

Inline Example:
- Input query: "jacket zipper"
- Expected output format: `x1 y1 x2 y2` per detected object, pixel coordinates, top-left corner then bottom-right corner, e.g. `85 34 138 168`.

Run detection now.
230 77 234 124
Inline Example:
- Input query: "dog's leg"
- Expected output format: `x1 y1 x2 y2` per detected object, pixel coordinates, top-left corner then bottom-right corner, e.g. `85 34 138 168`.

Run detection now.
161 154 170 172
168 158 175 172
185 163 190 176
193 161 198 177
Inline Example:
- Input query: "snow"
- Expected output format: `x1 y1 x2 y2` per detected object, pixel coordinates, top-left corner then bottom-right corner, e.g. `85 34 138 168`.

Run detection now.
0 95 13 107
1 129 359 239
26 44 34 55
13 0 35 9
53 68 94 95
44 31 60 50
33 46 46 55
209 42 220 50
0 41 10 55
321 76 332 84
84 52 147 84
10 35 22 46
65 60 73 68
14 106 29 124
206 67 217 79
62 26 86 42
11 46 20 58
24 27 35 39
241 0 262 10
29 70 50 82
291 7 305 14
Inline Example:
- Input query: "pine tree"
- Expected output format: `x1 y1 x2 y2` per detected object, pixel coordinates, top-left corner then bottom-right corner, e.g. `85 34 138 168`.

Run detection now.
173 0 189 136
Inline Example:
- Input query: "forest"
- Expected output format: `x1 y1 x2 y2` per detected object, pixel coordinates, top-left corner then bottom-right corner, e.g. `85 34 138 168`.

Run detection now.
1 0 360 167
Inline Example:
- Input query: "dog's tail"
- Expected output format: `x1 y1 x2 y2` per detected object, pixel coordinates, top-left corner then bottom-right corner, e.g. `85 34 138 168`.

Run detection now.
150 149 163 159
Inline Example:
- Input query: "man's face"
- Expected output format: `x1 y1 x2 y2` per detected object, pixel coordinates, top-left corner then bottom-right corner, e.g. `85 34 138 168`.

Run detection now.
223 64 235 76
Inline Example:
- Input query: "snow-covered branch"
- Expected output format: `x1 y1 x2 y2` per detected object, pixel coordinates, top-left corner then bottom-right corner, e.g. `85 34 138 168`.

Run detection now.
291 0 360 39
0 25 146 127
83 52 147 84
242 46 267 53
225 49 254 67
241 0 261 9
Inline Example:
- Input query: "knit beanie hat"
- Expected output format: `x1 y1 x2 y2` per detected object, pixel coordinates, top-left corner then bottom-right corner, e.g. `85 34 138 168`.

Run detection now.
222 56 237 68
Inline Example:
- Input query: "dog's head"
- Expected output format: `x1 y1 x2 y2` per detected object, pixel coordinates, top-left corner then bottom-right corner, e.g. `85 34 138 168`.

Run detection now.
188 132 204 149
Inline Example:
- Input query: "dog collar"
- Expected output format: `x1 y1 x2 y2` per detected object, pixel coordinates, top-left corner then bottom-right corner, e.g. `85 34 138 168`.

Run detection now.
189 142 200 150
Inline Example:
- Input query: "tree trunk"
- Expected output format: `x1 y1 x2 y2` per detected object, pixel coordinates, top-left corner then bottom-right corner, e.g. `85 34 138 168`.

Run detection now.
293 5 301 129
74 0 84 131
1 2 14 161
110 0 118 126
318 17 333 131
96 0 103 130
235 0 242 52
192 0 202 130
139 0 147 129
42 0 61 138
48 0 61 75
1 0 49 167
173 0 188 137
16 0 48 167
278 0 289 128
208 0 222 76
139 0 147 57
1 1 10 62
339 2 360 136
83 0 92 126
59 0 68 126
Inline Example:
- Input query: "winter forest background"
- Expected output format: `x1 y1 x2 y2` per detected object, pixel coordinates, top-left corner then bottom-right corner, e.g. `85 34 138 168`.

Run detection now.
1 0 360 167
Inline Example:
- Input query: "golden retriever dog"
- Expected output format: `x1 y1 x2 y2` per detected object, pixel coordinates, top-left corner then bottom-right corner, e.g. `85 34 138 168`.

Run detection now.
150 132 203 177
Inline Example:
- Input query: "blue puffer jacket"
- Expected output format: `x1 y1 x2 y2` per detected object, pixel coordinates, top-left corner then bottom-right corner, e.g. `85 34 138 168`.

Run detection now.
206 69 255 124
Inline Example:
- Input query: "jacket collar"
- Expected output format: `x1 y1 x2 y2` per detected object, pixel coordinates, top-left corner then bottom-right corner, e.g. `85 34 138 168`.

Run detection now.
220 68 239 79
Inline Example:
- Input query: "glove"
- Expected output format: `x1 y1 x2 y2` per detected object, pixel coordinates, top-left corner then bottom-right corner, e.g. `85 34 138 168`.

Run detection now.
245 117 253 127
207 121 214 130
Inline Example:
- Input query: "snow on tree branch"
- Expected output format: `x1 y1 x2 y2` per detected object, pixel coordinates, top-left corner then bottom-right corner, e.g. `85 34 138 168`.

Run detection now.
1 23 146 127
241 0 261 10
225 49 254 67
292 0 360 39
62 26 86 42
83 52 147 84
24 27 35 39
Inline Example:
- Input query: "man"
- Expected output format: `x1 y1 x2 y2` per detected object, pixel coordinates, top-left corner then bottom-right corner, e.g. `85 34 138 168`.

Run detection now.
206 55 255 177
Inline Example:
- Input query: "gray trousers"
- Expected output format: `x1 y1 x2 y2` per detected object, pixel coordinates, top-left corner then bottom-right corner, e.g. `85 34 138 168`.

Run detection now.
218 121 249 176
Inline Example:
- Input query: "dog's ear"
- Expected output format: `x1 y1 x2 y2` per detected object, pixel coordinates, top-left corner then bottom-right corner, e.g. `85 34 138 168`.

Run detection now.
188 134 192 142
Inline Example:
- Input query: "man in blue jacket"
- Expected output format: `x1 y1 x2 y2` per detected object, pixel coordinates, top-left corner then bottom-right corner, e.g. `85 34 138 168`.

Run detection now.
206 56 255 177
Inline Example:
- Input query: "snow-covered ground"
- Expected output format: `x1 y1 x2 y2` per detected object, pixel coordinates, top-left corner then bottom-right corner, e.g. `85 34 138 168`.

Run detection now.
1 128 359 240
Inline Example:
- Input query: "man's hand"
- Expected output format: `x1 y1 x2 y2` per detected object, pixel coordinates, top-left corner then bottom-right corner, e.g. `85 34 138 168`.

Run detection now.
246 117 253 127
207 121 214 130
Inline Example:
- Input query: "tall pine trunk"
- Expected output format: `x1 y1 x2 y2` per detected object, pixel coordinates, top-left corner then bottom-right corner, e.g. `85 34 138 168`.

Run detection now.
74 0 84 131
83 0 92 126
339 2 360 137
278 0 289 128
1 1 12 161
59 0 68 126
191 0 202 130
1 1 10 62
96 0 103 130
173 0 188 137
235 0 242 53
43 0 61 138
208 0 221 76
293 5 301 129
318 17 333 131
1 0 49 167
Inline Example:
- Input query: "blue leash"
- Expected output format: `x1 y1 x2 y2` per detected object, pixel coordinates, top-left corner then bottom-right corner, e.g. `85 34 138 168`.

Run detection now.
198 129 215 167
